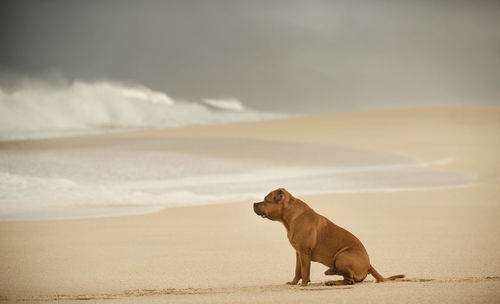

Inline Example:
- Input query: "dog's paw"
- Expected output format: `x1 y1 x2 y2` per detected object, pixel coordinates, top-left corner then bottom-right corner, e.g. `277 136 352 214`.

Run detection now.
286 280 298 285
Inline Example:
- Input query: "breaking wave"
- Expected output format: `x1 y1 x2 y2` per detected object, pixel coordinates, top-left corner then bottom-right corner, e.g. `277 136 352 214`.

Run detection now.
0 78 281 140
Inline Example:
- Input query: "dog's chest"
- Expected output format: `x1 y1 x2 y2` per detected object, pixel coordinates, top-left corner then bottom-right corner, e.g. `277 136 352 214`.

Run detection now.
287 229 315 251
287 231 301 250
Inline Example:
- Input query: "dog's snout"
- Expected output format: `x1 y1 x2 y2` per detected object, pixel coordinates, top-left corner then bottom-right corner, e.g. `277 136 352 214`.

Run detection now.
253 202 264 216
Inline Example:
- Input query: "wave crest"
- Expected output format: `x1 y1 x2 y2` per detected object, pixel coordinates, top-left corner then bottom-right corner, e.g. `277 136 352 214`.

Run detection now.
201 98 245 111
0 78 280 140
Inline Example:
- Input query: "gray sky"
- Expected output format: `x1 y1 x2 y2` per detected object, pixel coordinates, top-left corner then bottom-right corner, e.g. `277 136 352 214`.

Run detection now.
1 0 500 112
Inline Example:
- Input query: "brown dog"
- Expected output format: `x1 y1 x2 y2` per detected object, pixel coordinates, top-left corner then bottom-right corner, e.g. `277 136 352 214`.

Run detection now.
253 188 404 286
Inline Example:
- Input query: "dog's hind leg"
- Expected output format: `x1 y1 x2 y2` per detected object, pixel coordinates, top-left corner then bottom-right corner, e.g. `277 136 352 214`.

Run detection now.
324 247 349 276
325 272 355 286
324 267 337 275
324 266 354 284
325 249 368 285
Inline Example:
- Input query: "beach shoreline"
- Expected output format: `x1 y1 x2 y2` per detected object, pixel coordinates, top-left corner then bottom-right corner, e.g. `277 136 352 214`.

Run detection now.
1 106 499 303
0 106 493 221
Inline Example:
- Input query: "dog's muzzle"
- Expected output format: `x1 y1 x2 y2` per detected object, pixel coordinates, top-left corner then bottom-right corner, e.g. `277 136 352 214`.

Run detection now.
253 202 267 218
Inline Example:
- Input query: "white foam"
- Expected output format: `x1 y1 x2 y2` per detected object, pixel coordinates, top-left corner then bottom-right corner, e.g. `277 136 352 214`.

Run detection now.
427 157 457 166
0 160 477 220
0 79 281 140
201 98 245 111
0 134 479 220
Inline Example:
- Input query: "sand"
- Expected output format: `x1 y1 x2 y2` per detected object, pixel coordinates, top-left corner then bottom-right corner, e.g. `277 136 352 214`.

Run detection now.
1 106 499 303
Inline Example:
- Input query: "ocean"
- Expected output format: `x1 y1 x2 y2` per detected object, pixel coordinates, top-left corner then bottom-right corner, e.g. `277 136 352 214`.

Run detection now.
0 80 477 220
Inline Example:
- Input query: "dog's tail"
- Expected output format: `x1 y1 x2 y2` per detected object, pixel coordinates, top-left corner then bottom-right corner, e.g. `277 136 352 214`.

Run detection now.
369 265 405 283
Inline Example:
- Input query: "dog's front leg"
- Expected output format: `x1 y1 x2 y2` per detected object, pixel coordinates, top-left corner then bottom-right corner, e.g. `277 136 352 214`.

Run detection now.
286 251 301 285
299 251 311 286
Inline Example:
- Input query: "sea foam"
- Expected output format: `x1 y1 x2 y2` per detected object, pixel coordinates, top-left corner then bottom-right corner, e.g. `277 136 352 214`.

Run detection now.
0 138 477 220
0 79 280 140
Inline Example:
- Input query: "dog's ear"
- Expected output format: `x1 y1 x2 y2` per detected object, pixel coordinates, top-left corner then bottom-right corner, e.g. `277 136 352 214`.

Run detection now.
275 188 285 202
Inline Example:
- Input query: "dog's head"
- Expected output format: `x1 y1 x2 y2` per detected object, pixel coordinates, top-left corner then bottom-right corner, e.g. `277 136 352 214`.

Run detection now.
253 188 291 221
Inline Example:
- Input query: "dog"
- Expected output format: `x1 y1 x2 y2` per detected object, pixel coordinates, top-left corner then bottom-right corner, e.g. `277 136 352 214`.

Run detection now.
253 188 404 286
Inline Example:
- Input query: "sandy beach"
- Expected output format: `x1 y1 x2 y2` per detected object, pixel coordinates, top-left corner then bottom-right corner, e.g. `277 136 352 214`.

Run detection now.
1 107 499 303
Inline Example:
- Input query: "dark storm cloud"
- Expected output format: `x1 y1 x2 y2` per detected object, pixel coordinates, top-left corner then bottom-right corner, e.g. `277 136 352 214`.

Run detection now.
1 0 500 112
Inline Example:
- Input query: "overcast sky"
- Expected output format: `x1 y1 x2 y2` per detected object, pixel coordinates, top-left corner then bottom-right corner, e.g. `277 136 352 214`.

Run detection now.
1 0 499 112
